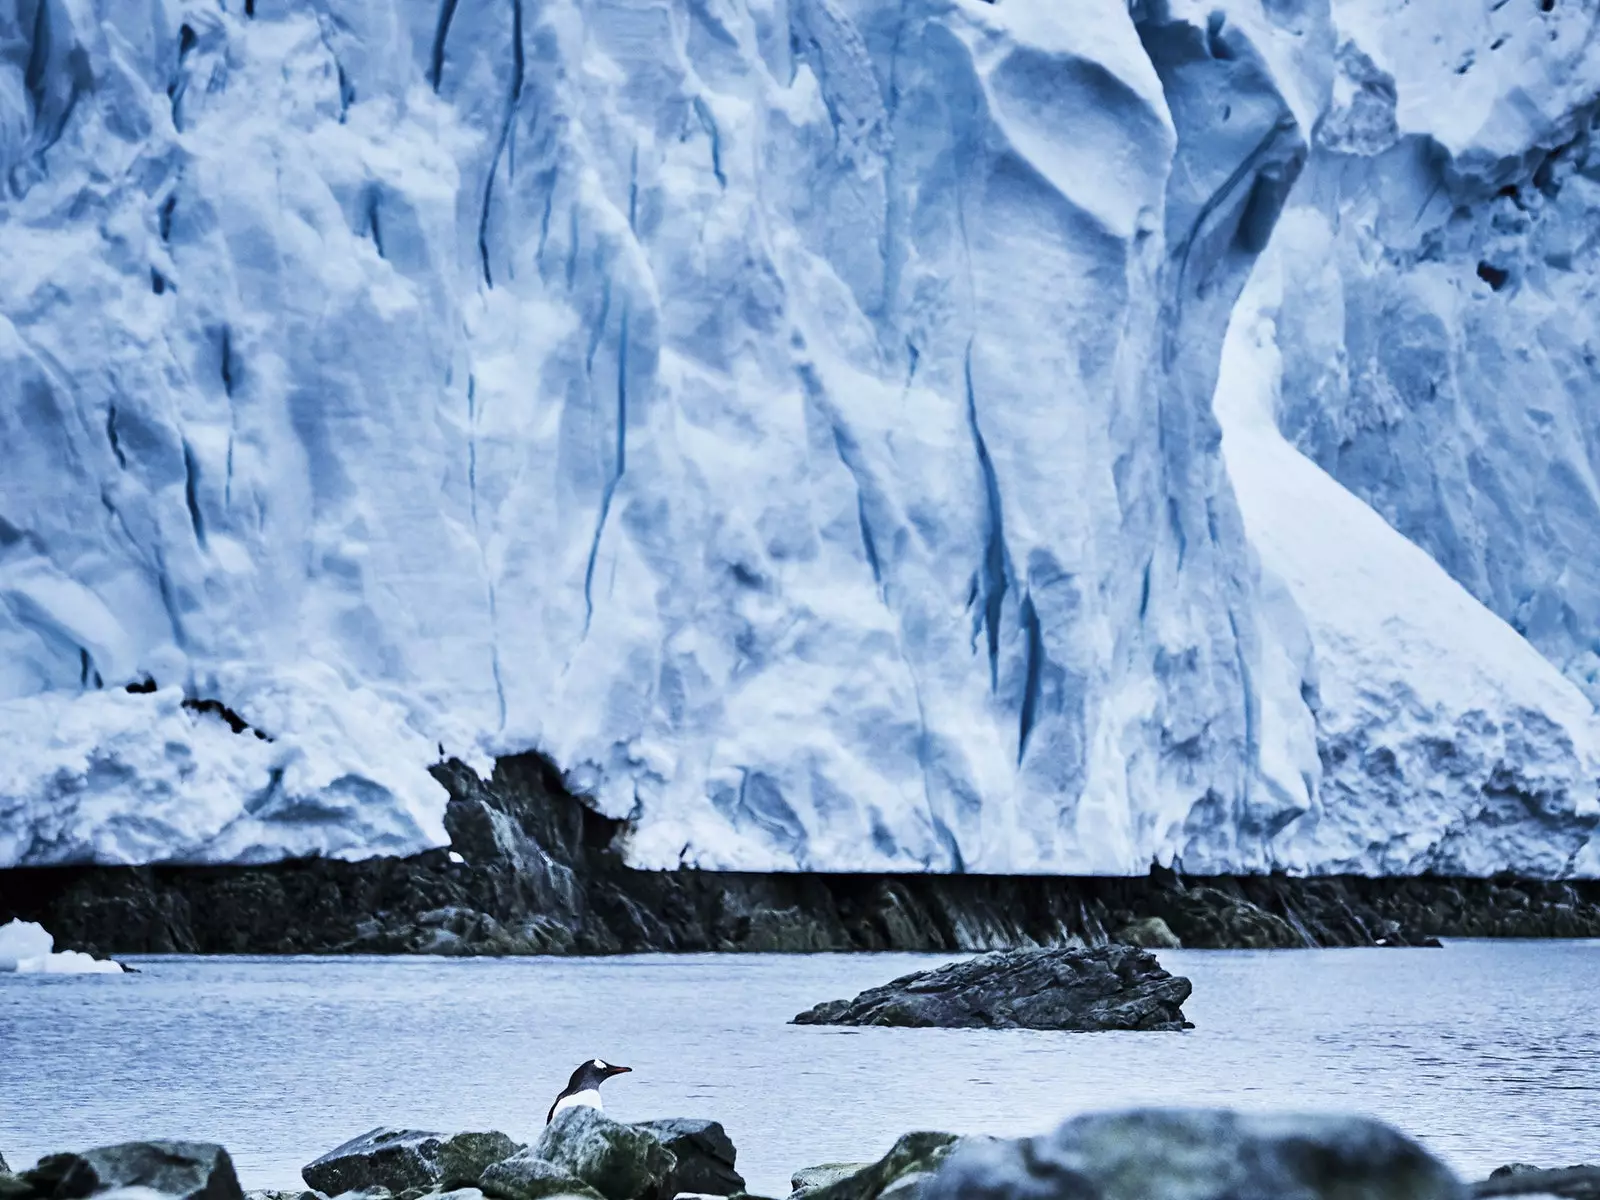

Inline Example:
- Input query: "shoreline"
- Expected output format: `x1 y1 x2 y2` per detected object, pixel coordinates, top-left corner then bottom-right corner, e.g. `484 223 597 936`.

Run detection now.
4 754 1599 957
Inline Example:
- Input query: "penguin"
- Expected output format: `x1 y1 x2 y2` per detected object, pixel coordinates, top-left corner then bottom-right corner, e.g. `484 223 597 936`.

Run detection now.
547 1058 632 1123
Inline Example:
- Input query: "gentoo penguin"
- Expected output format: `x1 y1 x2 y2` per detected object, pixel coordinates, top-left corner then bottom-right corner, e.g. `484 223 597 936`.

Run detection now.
547 1058 632 1123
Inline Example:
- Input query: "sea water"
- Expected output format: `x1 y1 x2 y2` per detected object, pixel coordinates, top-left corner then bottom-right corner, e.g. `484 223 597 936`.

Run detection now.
2 942 1597 1194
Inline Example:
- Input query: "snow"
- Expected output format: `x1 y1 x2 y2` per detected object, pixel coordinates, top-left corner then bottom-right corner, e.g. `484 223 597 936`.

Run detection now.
0 919 125 974
0 0 1596 875
1215 239 1600 876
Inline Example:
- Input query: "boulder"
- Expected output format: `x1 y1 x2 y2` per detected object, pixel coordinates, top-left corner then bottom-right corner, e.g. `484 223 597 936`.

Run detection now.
1473 1164 1600 1198
303 1131 444 1196
479 1153 602 1200
244 1192 323 1200
533 1109 675 1200
303 1131 523 1196
922 1109 1462 1200
438 1136 525 1191
790 1167 869 1198
792 1135 959 1200
20 1143 242 1200
634 1122 742 1196
791 946 1192 1031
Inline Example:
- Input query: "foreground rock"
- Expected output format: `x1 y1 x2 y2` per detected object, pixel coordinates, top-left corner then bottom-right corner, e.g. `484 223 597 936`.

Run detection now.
923 1110 1461 1200
302 1130 523 1196
792 946 1192 1031
791 1134 960 1200
480 1152 601 1200
633 1122 742 1197
16 1142 242 1200
1473 1164 1600 1198
533 1110 675 1200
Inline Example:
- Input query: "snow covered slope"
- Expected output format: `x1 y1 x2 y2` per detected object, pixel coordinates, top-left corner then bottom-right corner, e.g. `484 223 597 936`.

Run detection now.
1 0 1596 873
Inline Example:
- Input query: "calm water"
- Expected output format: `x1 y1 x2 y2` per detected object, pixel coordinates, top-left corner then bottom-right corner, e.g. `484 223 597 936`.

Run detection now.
2 943 1598 1194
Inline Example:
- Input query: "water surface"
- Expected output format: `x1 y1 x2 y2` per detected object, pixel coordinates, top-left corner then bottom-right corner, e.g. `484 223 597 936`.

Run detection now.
3 942 1598 1194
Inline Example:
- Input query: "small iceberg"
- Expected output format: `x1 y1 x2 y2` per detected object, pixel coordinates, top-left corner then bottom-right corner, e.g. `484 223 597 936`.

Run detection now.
0 919 126 974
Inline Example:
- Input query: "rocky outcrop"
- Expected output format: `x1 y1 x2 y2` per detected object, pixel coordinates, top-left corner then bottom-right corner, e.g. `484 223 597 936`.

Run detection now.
13 1143 242 1200
532 1111 675 1200
1473 1164 1600 1199
8 752 1599 958
792 946 1192 1031
302 1131 523 1197
632 1122 742 1197
922 1110 1462 1200
789 1135 960 1200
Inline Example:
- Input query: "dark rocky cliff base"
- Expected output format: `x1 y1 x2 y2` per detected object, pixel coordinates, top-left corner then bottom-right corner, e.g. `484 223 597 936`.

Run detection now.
3 754 1600 957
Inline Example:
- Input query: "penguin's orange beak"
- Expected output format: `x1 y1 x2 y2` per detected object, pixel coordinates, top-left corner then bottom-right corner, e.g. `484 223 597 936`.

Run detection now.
606 1064 633 1077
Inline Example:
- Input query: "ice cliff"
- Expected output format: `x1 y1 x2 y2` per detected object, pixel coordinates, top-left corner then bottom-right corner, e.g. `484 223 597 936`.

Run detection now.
1 0 1597 875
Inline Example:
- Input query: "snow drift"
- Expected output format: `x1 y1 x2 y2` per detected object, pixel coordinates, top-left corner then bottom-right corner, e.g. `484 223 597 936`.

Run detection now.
0 0 1596 874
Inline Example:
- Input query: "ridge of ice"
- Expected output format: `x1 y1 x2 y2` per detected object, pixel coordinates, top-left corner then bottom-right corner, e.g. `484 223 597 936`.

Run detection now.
0 0 1596 875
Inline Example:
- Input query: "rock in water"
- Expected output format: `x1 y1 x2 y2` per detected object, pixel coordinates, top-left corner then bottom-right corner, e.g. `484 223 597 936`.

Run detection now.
790 1135 960 1200
1473 1164 1600 1198
791 946 1192 1031
633 1121 743 1196
20 1142 242 1200
302 1130 522 1197
922 1110 1462 1200
533 1110 676 1200
479 1153 603 1200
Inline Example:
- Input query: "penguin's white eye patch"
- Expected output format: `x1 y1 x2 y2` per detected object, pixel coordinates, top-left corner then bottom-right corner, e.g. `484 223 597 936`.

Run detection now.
593 1058 606 1069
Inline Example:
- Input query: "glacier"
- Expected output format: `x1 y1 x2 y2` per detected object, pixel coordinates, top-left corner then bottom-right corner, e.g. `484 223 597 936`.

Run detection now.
0 0 1597 875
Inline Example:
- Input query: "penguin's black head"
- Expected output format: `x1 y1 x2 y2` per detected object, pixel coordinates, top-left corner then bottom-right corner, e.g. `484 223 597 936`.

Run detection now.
568 1058 632 1090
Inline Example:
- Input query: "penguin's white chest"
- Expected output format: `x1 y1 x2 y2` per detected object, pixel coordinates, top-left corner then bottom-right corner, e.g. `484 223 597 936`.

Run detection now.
552 1089 604 1117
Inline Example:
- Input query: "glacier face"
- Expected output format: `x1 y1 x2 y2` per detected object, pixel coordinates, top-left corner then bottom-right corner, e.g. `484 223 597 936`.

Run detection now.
0 0 1596 874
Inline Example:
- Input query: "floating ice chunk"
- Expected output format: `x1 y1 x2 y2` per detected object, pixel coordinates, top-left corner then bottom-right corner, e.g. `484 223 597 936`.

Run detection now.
0 920 125 974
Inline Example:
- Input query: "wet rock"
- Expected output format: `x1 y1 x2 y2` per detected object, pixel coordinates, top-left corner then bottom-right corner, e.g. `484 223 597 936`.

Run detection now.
923 1109 1461 1200
21 1142 242 1200
1474 1164 1600 1198
533 1109 675 1200
302 1131 522 1197
438 1135 525 1191
791 946 1192 1031
479 1153 603 1200
302 1131 445 1196
633 1121 742 1196
793 1135 959 1200
790 1167 869 1198
243 1191 322 1200
1112 917 1181 949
